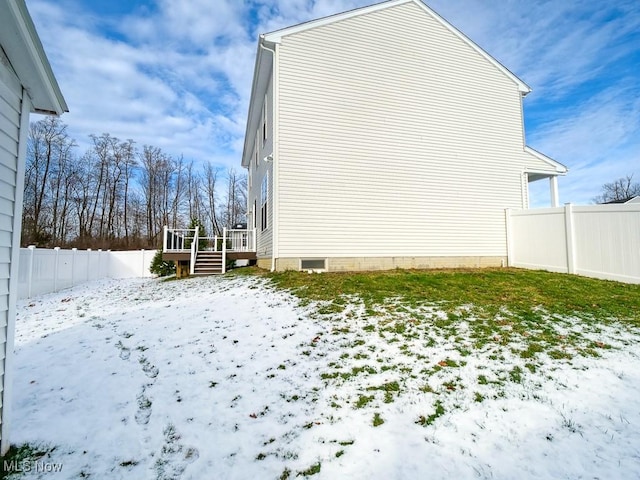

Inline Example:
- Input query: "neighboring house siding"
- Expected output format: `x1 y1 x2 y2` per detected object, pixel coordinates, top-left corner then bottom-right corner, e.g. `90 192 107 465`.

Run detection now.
0 54 27 449
276 2 535 259
248 77 274 260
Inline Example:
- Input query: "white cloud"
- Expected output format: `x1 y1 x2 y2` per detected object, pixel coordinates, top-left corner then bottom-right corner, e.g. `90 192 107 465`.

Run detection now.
529 84 640 204
26 0 640 205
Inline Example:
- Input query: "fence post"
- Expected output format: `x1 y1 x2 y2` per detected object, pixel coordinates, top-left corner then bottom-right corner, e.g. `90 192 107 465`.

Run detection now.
107 250 111 278
71 248 77 287
504 209 513 267
53 247 60 292
27 245 36 299
564 203 576 274
97 249 103 279
86 248 92 282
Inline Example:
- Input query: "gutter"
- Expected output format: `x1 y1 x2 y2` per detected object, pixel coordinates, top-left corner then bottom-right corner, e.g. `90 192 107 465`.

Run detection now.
258 38 278 273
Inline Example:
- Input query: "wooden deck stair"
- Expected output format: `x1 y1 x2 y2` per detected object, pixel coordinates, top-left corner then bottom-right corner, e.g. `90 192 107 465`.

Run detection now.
193 251 223 275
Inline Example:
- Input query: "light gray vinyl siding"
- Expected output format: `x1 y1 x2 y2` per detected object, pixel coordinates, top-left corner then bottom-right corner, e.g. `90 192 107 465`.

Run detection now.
247 76 274 259
276 2 535 258
0 54 22 440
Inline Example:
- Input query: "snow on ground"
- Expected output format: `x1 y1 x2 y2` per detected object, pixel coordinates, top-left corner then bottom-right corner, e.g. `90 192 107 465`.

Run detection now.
10 275 640 479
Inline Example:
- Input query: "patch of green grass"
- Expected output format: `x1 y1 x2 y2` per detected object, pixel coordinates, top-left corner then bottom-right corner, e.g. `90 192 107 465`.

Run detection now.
268 268 640 325
279 467 291 480
369 381 401 403
548 349 573 360
264 268 640 370
298 462 321 476
509 366 524 383
474 392 485 403
521 343 544 359
416 400 446 426
354 394 374 409
335 450 345 458
420 384 435 393
372 412 384 427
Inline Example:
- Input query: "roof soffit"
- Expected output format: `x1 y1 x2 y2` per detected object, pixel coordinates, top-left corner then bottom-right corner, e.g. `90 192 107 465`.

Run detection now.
0 0 67 114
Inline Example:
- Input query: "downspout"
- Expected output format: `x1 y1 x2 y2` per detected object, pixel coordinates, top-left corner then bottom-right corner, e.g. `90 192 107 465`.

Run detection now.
259 37 278 272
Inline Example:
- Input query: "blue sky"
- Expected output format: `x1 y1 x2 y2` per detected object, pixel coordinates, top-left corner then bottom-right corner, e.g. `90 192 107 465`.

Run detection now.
27 0 640 206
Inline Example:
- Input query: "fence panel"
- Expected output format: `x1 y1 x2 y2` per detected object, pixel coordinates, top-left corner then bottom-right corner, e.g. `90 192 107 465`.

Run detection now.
508 208 568 273
109 250 155 278
572 206 640 282
507 204 640 284
18 248 157 299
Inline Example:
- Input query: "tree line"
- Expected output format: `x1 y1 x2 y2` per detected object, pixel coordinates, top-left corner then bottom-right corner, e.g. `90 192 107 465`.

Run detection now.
592 174 640 204
22 116 246 249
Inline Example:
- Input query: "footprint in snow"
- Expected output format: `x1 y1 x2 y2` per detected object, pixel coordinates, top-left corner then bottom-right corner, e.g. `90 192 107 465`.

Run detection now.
115 340 131 360
135 391 152 425
153 424 199 480
139 355 159 379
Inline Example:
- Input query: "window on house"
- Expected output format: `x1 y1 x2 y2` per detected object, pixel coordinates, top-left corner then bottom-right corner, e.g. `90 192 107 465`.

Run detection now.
301 259 326 270
261 173 268 231
262 94 268 144
254 139 258 167
253 199 257 230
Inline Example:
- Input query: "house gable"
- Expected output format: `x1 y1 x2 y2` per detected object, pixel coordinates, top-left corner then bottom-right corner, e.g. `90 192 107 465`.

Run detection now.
242 0 534 168
263 0 530 95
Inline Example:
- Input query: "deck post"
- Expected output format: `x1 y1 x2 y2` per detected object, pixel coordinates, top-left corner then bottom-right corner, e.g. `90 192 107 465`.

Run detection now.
163 225 168 252
222 227 227 274
190 226 199 275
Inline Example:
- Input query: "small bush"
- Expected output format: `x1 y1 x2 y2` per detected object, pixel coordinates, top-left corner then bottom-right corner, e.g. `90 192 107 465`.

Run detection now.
149 250 176 277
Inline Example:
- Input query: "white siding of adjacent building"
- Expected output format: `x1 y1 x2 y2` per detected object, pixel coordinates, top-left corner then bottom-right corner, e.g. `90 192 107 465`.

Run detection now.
274 2 555 259
0 53 29 452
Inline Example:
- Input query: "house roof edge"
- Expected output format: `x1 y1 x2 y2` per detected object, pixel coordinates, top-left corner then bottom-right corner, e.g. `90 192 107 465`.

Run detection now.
0 0 68 114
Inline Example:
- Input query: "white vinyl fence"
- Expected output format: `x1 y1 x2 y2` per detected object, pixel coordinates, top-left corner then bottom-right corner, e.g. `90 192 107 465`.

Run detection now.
506 204 640 284
18 247 156 299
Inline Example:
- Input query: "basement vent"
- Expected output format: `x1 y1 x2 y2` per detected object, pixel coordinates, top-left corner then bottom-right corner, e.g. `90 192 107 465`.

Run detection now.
301 259 326 271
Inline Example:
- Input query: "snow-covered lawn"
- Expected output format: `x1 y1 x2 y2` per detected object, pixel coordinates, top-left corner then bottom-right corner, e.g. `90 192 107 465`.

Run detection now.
10 275 640 479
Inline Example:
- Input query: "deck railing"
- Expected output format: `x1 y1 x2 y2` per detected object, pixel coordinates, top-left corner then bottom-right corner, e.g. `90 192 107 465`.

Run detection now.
226 229 256 252
163 227 198 252
163 226 256 254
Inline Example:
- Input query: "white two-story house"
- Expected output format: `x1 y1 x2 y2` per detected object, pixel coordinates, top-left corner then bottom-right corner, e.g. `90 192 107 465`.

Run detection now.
241 0 567 272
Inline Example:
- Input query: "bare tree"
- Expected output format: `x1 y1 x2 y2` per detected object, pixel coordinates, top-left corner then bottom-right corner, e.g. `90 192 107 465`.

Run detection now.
22 120 248 249
23 116 76 245
203 164 221 235
222 168 247 228
593 174 640 204
139 145 181 245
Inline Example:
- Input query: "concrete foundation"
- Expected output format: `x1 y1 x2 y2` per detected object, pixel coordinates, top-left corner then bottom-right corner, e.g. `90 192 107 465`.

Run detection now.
272 256 506 272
